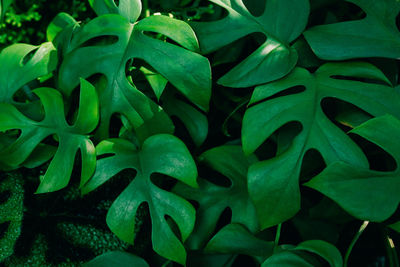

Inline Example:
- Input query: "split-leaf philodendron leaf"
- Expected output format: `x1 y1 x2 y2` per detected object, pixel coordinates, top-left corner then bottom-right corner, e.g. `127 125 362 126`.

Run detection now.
191 0 309 87
0 79 98 193
59 5 211 141
242 62 400 229
306 115 400 222
82 134 198 265
304 0 400 60
173 145 259 249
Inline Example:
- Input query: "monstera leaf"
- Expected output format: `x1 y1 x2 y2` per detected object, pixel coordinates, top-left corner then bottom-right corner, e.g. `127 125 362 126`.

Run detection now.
262 240 342 267
306 115 400 222
304 0 400 60
59 1 211 140
0 79 98 193
82 134 198 265
191 0 309 87
173 145 259 249
0 173 24 262
0 42 57 105
242 62 400 229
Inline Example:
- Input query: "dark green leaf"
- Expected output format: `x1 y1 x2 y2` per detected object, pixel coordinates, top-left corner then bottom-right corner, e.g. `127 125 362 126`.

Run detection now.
304 0 400 60
191 0 309 87
243 62 400 229
82 134 197 265
306 115 400 221
84 251 149 267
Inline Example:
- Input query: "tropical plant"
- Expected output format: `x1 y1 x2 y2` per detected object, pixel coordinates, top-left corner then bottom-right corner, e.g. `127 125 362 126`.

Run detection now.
1 0 400 266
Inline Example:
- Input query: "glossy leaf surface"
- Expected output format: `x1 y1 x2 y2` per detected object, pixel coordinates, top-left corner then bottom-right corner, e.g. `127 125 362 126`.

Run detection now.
82 134 197 265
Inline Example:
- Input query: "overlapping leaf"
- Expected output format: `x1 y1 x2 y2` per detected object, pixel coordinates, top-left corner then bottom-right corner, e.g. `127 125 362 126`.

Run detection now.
306 115 400 222
173 145 259 249
191 0 309 87
0 79 98 193
304 0 400 60
59 7 211 140
262 240 342 267
0 42 57 105
242 62 400 229
82 134 198 265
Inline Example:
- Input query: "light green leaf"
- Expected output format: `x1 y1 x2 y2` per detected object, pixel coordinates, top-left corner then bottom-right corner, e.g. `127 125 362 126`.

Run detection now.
0 42 57 104
0 79 98 193
306 115 400 222
82 134 198 265
88 0 142 23
191 0 309 87
304 0 400 60
243 62 400 229
84 251 149 267
59 14 211 140
173 145 258 249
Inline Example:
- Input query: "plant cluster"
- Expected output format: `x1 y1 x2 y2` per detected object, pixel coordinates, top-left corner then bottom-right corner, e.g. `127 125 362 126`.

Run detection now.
1 0 400 266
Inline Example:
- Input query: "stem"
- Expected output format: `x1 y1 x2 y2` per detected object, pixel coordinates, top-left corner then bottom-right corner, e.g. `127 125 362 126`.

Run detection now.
344 221 369 267
385 234 399 267
142 0 150 17
273 224 282 253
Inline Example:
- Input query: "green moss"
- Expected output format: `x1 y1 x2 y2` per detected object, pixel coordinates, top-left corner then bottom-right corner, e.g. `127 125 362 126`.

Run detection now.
0 172 24 262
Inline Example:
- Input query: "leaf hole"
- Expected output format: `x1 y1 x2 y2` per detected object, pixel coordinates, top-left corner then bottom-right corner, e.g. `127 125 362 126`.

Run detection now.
150 173 177 192
327 1 366 23
300 149 326 183
253 138 277 161
349 133 397 172
248 85 306 108
0 221 10 239
213 207 232 236
109 113 124 138
321 97 373 132
198 163 232 188
165 215 182 241
80 35 119 48
242 0 266 17
170 115 196 152
275 121 303 155
396 11 400 32
0 190 11 205
330 75 389 86
21 48 39 66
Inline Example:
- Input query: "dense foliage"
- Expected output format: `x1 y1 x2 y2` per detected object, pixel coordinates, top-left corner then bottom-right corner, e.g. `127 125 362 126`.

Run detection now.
1 0 400 266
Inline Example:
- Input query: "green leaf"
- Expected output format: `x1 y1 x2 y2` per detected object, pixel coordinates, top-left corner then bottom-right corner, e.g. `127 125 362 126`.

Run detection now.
140 66 168 101
305 115 400 222
0 79 98 193
173 145 258 249
82 134 198 265
59 14 211 140
0 0 13 21
84 251 149 267
261 251 315 267
205 223 273 258
389 221 400 233
163 92 208 147
295 240 343 267
0 42 57 104
191 0 309 87
0 173 24 261
242 62 400 229
89 0 142 23
304 0 400 60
